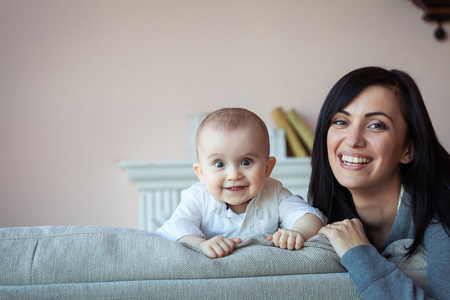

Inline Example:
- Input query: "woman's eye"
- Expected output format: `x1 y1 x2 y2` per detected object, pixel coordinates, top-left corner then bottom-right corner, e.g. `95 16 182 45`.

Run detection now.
214 161 225 168
241 159 252 166
332 119 347 126
369 122 386 130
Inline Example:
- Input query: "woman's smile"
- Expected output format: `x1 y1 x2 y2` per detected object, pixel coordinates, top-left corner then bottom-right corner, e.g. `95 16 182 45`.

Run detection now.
340 154 373 167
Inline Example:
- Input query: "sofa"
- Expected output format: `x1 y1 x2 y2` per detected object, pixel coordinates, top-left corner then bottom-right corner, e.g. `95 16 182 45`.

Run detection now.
0 225 429 299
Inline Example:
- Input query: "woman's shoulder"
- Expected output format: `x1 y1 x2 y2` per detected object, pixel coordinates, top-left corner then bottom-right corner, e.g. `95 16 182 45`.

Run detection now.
424 220 450 246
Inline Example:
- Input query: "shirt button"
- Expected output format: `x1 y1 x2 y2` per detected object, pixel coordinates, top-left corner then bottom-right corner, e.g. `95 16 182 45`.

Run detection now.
242 221 247 228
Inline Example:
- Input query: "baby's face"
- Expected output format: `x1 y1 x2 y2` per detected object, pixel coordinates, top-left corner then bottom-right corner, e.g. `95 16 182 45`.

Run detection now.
194 126 272 213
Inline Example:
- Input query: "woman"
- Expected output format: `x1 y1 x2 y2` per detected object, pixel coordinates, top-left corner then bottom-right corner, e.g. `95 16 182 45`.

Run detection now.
309 66 450 299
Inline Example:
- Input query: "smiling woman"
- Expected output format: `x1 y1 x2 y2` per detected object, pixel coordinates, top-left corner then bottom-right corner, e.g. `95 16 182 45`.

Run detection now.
308 66 450 299
326 85 414 197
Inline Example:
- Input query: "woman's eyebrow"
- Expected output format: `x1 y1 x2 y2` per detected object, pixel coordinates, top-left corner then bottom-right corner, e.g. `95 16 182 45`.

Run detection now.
338 110 350 116
365 111 392 120
337 110 392 120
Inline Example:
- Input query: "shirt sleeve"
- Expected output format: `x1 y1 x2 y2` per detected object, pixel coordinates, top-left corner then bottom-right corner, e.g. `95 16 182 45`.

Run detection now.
340 244 430 299
155 185 206 241
341 220 450 300
277 186 327 229
424 222 450 299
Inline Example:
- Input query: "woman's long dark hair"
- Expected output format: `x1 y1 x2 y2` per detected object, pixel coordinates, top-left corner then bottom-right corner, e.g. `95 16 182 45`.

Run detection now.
308 66 450 254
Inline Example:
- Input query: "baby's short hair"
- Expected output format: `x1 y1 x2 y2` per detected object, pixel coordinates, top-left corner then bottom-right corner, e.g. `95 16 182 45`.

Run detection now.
196 108 270 157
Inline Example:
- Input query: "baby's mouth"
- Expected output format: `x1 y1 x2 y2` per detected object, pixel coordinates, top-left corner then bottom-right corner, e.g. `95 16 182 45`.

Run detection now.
225 186 247 191
341 154 372 166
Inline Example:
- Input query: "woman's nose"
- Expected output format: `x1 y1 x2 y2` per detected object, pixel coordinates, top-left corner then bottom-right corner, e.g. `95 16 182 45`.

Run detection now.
346 126 366 148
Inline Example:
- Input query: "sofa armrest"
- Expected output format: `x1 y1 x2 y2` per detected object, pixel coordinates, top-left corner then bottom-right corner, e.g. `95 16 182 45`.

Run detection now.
0 225 427 288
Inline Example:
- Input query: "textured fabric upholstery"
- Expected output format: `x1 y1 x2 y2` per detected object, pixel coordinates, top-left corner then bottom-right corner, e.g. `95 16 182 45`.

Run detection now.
0 226 428 299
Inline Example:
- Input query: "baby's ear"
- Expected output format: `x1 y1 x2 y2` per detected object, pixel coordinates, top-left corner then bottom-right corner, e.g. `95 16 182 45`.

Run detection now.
193 163 205 183
264 156 277 178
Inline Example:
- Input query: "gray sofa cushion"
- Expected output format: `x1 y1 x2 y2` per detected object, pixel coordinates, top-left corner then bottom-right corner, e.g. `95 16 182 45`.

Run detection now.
0 225 429 299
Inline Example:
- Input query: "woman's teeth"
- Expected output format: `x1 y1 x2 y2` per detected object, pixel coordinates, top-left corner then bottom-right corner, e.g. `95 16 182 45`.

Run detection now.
341 155 370 165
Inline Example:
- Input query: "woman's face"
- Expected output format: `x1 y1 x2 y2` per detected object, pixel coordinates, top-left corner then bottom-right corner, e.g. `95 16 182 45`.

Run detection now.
326 85 414 194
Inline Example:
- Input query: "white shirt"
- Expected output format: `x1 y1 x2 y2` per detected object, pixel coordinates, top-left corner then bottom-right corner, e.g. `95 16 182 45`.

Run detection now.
156 177 326 240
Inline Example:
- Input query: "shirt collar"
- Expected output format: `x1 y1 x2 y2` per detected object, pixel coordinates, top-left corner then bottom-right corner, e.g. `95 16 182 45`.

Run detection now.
210 193 262 217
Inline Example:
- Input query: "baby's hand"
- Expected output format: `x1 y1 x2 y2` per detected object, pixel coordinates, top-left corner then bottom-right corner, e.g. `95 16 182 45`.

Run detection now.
199 236 241 259
271 229 306 250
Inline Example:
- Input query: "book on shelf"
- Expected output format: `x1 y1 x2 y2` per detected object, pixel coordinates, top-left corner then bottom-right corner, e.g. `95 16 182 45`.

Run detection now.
286 109 314 154
271 107 308 157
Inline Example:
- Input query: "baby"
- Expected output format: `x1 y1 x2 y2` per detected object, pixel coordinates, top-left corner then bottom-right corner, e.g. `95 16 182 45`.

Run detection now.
156 108 326 258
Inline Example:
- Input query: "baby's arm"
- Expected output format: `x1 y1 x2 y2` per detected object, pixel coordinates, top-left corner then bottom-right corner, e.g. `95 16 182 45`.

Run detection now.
271 213 323 250
179 235 241 259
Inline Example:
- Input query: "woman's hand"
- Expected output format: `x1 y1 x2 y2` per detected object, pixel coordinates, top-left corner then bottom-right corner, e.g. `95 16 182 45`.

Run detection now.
318 218 370 258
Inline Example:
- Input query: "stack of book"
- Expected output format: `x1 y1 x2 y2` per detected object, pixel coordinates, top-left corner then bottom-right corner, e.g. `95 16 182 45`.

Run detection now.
271 107 314 157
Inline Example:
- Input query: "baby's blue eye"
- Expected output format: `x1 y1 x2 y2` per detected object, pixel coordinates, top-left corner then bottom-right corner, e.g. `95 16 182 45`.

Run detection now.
214 161 225 168
241 159 252 166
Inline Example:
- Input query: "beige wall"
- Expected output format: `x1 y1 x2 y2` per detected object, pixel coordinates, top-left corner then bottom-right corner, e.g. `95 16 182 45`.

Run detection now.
1 0 449 229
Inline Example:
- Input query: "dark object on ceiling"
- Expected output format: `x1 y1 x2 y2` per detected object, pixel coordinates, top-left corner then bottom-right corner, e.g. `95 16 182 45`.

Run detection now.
412 0 450 40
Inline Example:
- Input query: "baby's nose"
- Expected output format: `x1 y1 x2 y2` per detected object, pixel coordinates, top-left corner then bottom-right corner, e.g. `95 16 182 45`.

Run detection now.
227 166 243 180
